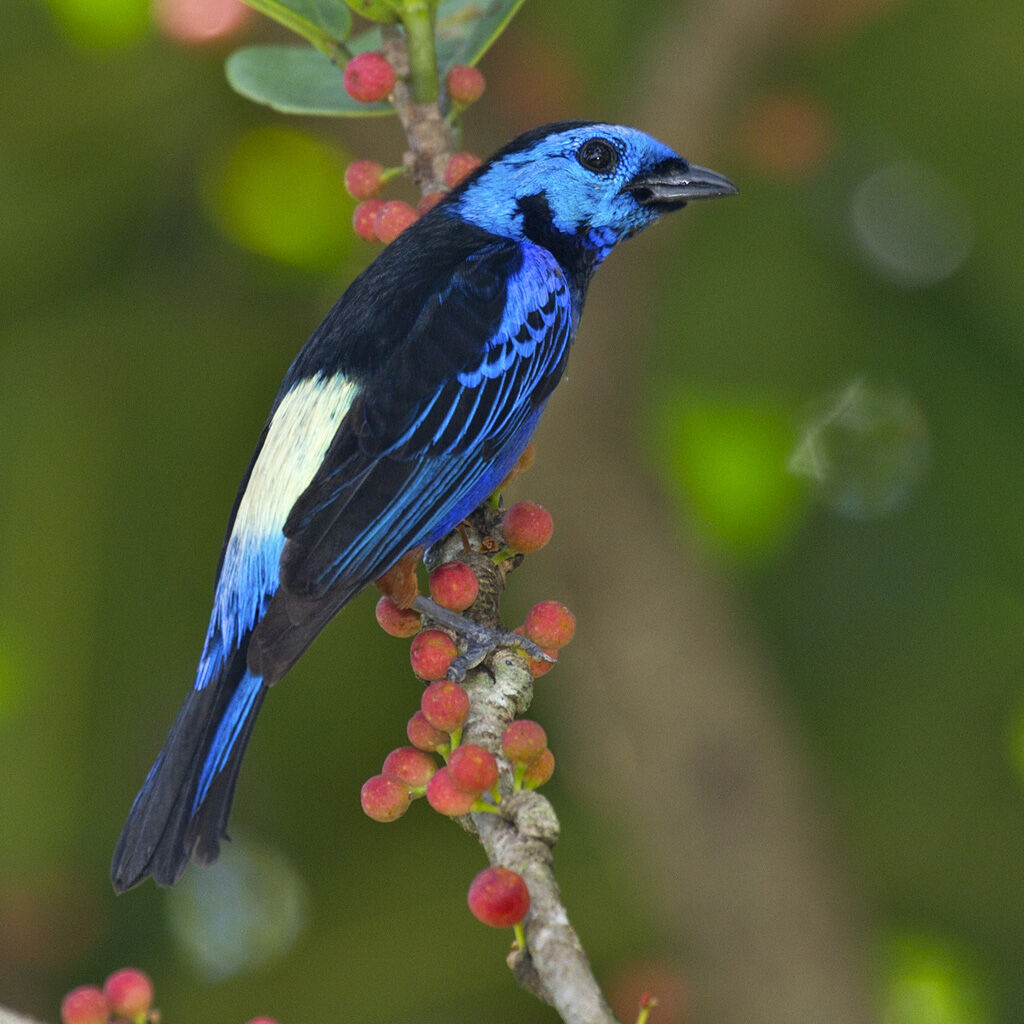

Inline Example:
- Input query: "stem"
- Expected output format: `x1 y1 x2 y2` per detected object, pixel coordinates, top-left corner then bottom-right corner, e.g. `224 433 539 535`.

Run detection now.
400 0 439 103
238 0 344 58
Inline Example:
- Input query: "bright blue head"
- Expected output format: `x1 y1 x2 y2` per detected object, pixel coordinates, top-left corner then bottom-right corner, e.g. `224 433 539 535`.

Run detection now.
453 121 737 266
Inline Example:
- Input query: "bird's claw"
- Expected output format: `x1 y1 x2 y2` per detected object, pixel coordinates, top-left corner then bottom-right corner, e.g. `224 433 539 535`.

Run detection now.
411 597 553 682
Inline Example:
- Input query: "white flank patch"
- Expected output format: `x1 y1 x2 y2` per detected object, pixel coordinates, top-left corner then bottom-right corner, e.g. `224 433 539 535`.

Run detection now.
233 372 359 541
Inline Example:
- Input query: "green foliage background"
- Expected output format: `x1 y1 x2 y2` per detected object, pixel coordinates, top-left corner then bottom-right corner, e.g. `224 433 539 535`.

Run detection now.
1 0 1022 1021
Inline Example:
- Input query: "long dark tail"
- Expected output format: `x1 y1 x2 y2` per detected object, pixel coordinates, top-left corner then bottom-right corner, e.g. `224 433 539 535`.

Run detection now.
111 642 267 892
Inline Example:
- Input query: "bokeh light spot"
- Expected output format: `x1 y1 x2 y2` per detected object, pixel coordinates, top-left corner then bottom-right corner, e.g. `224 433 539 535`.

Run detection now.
42 0 150 48
881 931 991 1024
650 393 806 560
152 0 251 44
203 126 355 271
166 833 309 980
789 378 930 520
850 161 974 288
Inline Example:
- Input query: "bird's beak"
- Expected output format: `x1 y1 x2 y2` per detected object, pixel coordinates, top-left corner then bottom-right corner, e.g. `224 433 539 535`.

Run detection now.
624 158 738 207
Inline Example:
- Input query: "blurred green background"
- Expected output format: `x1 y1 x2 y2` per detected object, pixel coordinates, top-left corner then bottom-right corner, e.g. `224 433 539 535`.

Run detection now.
1 0 1022 1021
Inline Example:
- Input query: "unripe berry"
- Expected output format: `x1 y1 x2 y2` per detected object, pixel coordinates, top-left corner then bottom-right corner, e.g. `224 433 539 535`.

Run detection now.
374 200 418 244
360 773 411 822
407 710 449 752
60 986 109 1024
375 595 421 637
343 51 396 103
522 748 555 789
502 500 553 553
425 767 477 815
382 745 437 787
428 561 479 612
344 159 385 200
448 743 499 794
417 191 444 215
444 151 482 188
446 64 486 106
410 630 457 681
502 720 547 765
103 967 153 1020
467 866 530 927
517 441 536 473
420 679 470 732
353 198 385 242
524 600 575 649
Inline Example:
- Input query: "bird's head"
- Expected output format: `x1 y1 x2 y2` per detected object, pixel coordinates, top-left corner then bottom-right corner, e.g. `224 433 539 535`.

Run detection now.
452 121 737 265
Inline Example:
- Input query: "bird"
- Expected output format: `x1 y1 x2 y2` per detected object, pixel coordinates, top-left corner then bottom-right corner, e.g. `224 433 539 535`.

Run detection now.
111 120 737 892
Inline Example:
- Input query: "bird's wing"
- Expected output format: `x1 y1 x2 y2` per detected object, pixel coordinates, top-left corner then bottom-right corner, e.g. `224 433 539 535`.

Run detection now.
249 241 573 679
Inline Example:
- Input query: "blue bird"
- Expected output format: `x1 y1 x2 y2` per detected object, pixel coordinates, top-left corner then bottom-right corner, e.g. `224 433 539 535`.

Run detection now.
111 121 736 891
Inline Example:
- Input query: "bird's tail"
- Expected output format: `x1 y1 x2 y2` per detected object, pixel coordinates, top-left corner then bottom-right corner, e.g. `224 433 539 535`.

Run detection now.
111 642 267 893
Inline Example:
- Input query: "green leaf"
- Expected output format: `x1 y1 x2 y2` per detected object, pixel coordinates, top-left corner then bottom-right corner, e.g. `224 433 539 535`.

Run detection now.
348 0 527 73
240 0 352 53
341 0 400 23
226 46 393 117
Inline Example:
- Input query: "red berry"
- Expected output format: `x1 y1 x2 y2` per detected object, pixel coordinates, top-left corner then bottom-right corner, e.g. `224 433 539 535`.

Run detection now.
444 151 482 188
467 866 530 928
247 1019 280 1024
374 200 418 244
407 710 449 752
446 64 486 106
375 595 421 638
513 626 558 677
353 198 385 242
420 679 470 732
344 159 385 200
448 744 498 794
502 501 553 553
343 51 396 103
502 720 547 765
428 561 479 612
382 746 437 787
103 968 153 1019
417 191 444 214
60 986 109 1024
410 630 457 681
360 773 411 822
524 600 575 649
425 767 477 815
522 748 555 789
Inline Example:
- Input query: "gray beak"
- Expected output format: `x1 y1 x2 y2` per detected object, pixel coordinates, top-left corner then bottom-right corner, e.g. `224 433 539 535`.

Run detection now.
624 158 738 206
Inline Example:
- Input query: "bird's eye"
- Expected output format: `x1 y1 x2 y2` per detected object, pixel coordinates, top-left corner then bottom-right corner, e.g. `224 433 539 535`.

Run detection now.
576 138 618 175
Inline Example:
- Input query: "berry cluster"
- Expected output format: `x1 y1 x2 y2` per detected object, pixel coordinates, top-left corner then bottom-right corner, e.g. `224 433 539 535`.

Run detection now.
342 53 488 243
60 969 154 1024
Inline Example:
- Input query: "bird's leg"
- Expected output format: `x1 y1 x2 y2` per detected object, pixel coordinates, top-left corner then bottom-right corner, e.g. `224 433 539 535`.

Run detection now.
375 546 425 609
411 596 553 683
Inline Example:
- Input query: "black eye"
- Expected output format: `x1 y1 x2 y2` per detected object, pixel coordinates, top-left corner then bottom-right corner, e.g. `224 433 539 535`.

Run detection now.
576 138 618 174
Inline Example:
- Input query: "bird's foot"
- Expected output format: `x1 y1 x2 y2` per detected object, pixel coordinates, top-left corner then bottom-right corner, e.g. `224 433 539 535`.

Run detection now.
411 596 553 682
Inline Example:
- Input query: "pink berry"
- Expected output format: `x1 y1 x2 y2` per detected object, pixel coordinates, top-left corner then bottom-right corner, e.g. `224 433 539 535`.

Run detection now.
353 198 385 242
524 600 575 649
420 679 470 732
343 51 396 103
448 744 498 794
502 720 547 765
375 595 421 638
428 561 479 612
425 767 477 815
60 986 109 1024
247 1019 280 1024
410 630 457 681
360 773 411 822
103 968 153 1019
446 64 486 106
407 710 449 752
502 501 553 553
522 748 555 789
344 159 385 200
467 866 530 927
382 746 437 787
374 199 418 244
416 191 444 214
444 151 482 188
